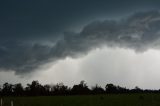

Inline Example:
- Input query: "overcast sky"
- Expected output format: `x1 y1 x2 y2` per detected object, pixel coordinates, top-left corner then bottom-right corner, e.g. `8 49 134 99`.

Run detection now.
0 0 160 89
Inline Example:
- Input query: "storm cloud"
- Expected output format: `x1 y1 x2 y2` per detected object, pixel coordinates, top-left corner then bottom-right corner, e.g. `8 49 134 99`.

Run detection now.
0 10 160 74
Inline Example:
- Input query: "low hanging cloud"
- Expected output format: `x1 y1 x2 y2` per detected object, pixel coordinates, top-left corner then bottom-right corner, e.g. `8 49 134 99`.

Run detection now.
0 10 160 74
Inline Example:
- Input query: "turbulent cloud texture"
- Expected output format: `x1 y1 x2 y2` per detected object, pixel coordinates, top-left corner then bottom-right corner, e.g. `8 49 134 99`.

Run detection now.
1 11 160 74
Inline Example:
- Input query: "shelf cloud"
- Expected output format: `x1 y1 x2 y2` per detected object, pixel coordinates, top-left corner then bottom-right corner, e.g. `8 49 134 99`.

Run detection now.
0 11 160 74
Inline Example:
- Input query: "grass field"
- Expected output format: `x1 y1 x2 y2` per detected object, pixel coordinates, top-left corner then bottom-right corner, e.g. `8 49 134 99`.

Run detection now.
1 93 160 106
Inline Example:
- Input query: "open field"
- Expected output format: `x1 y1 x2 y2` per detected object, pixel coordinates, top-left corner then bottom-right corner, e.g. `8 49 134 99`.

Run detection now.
1 93 160 106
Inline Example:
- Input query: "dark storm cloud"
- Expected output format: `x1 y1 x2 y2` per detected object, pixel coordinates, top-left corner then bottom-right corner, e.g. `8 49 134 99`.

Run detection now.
0 10 160 74
0 0 159 41
79 11 160 52
1 0 160 74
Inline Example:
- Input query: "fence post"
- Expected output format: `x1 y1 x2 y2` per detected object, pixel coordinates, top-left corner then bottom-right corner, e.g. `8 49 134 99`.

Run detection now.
11 100 13 106
1 98 2 106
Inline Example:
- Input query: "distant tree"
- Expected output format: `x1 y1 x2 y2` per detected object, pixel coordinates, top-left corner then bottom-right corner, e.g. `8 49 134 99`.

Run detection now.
51 83 69 95
135 86 141 90
25 80 45 96
131 86 143 93
13 83 24 96
116 85 129 93
2 83 13 96
105 83 118 93
91 84 105 94
71 80 90 95
0 80 159 96
0 86 2 95
44 84 51 95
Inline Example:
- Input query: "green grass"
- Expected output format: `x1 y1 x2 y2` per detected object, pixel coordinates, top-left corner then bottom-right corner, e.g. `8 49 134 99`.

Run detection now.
1 93 160 106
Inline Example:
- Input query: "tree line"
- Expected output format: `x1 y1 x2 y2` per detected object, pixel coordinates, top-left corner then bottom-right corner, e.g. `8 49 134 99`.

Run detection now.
0 80 159 96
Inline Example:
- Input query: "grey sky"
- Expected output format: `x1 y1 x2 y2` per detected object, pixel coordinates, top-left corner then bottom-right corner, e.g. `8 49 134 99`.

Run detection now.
0 0 160 89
